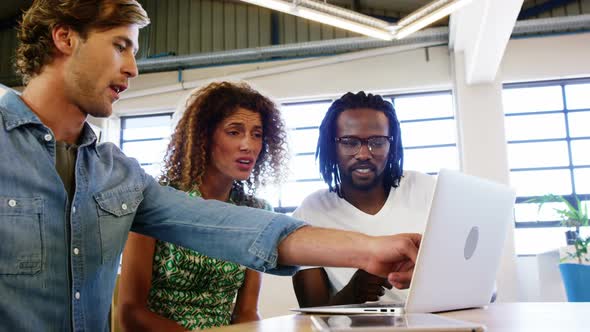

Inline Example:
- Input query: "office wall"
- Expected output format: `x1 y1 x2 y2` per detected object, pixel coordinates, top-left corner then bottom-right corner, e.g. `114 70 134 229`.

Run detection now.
111 32 589 315
114 44 453 114
115 33 590 114
502 33 590 82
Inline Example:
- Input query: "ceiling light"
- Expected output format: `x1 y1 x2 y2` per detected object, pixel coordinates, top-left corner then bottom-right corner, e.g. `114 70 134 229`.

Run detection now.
294 8 394 40
395 0 473 39
240 0 395 40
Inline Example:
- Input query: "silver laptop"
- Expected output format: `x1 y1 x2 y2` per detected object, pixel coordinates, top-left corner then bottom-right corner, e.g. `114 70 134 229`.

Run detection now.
292 169 516 314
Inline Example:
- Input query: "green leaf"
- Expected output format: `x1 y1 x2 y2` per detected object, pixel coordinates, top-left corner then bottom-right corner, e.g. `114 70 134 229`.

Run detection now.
529 194 588 228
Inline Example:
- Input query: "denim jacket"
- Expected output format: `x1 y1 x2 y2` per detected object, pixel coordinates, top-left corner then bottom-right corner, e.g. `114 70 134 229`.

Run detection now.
0 89 305 331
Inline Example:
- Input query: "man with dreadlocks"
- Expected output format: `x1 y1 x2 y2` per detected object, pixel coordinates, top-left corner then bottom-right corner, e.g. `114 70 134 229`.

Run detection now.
292 91 436 307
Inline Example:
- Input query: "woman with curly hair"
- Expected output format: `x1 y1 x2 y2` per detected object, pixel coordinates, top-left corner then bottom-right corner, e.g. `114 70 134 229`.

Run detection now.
117 81 289 331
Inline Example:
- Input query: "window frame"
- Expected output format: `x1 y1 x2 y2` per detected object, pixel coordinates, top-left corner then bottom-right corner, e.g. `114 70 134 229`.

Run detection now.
503 78 590 229
119 112 174 177
273 99 333 213
385 90 457 176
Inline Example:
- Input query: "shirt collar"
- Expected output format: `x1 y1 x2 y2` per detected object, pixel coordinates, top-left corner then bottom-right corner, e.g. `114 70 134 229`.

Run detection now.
0 87 100 157
79 122 100 157
0 88 44 130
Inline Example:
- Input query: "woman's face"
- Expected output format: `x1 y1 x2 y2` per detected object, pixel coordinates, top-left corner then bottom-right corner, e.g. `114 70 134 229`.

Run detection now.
208 107 264 183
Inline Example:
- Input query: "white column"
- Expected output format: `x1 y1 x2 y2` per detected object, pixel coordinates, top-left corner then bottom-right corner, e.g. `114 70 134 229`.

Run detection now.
452 51 519 302
104 115 122 146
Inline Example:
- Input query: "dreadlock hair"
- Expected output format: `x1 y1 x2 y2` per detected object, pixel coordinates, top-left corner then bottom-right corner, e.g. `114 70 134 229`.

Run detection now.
160 81 288 208
316 91 404 197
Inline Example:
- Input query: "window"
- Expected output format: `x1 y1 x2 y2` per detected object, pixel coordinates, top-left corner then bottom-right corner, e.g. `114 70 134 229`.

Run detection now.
503 79 590 255
258 101 333 212
120 113 174 178
393 92 459 174
259 91 459 213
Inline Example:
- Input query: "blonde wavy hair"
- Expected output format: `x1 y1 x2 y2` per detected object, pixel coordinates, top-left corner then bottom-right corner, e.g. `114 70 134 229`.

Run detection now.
15 0 149 84
160 81 289 206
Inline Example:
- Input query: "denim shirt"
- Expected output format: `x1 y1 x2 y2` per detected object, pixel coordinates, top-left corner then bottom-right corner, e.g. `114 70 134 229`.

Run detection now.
0 89 305 332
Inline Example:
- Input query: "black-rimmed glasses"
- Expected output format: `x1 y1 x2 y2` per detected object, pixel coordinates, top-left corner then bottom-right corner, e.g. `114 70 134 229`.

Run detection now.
335 136 392 155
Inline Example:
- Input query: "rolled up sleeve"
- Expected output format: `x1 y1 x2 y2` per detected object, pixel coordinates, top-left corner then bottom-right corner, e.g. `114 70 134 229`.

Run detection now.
248 213 307 275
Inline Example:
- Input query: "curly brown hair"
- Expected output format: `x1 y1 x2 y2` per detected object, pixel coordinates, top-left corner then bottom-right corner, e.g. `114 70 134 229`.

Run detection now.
161 81 289 207
15 0 150 84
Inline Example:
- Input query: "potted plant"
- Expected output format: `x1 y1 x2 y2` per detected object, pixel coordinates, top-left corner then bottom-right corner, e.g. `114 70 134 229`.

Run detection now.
528 194 588 244
559 236 590 302
529 194 590 302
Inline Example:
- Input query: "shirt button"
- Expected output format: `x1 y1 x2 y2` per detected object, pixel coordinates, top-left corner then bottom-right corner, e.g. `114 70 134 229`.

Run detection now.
73 248 80 255
75 292 80 300
72 206 76 214
43 134 52 142
8 199 17 207
121 203 128 210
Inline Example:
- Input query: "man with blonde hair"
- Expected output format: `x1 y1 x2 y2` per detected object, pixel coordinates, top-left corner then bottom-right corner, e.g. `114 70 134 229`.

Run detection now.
0 1 419 330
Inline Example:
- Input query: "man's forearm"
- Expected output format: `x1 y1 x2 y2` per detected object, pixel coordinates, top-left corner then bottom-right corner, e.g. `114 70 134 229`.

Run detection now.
277 226 370 270
279 228 420 283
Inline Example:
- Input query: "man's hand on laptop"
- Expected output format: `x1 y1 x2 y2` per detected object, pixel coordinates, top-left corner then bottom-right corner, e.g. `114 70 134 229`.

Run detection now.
362 233 421 290
277 227 420 290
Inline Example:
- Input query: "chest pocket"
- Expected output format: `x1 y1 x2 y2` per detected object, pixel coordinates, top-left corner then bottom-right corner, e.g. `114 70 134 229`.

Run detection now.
0 196 43 275
94 188 143 263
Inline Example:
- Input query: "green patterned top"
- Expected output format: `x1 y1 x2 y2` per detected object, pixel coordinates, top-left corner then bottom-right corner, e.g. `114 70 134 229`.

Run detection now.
147 190 272 330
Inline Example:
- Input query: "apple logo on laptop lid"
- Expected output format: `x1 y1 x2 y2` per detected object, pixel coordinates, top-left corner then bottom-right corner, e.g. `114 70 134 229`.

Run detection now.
464 226 479 260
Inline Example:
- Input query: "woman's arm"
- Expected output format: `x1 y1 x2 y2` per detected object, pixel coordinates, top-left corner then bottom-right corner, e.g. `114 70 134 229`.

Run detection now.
293 268 391 308
292 268 332 307
117 232 187 332
231 269 262 324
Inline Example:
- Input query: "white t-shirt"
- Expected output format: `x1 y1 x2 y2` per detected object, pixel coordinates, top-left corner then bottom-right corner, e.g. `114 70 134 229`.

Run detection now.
292 170 436 303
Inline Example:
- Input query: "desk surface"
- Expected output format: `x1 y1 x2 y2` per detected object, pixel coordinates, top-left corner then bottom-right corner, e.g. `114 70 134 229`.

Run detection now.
208 302 590 332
